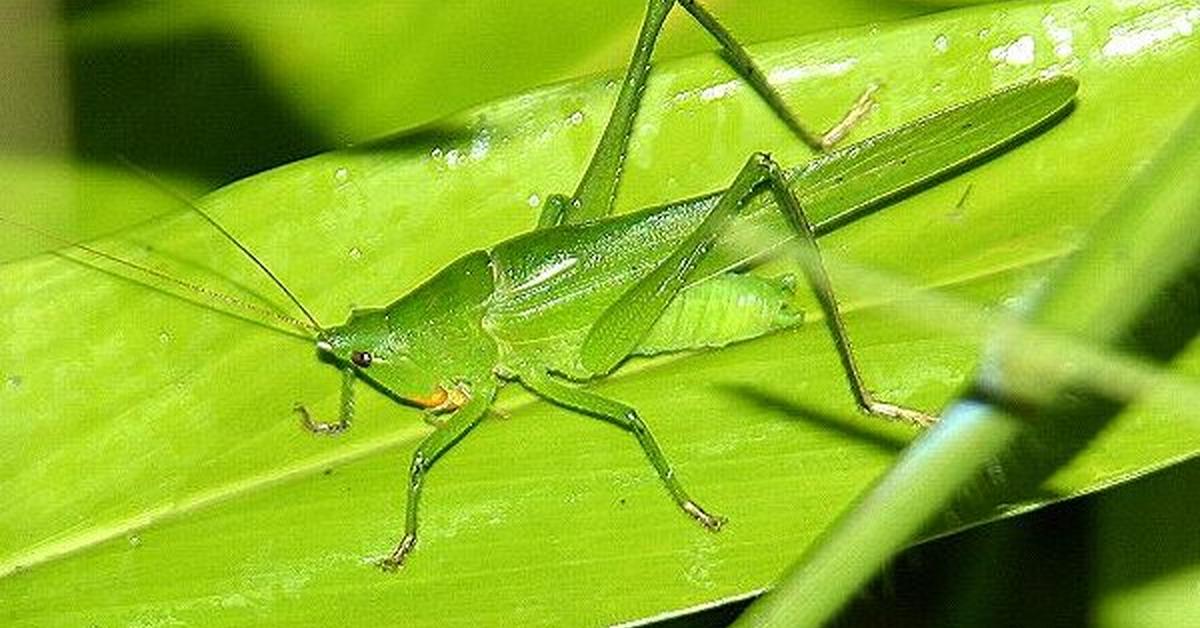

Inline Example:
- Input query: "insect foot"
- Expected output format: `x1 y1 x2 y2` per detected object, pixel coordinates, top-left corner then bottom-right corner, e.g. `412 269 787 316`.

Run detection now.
378 533 418 571
863 398 939 428
294 403 349 435
683 501 727 531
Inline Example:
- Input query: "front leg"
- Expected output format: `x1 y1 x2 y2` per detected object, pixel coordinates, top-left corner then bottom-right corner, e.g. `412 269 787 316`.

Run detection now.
295 366 356 434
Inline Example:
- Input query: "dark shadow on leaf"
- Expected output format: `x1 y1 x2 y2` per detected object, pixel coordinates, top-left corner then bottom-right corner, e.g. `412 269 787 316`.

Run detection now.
70 28 327 185
717 383 911 454
342 121 479 159
1091 458 1200 595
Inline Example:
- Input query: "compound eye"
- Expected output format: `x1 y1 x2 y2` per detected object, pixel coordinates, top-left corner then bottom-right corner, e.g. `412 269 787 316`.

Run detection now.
350 350 373 368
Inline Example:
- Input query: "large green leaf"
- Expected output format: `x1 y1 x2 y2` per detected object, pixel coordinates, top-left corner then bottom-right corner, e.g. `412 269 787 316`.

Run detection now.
2 1 1198 625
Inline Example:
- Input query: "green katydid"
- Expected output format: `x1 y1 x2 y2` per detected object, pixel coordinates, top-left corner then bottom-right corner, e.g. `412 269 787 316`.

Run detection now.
3 1 1078 571
300 75 1075 569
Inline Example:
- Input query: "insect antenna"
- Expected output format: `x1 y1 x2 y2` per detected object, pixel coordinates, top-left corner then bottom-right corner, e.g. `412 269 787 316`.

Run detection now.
121 159 325 332
0 214 319 339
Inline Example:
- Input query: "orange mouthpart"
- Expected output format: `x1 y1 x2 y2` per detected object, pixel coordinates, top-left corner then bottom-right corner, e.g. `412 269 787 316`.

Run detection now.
410 386 449 410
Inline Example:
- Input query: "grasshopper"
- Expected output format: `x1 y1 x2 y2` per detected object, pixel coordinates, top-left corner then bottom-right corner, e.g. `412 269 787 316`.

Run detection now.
5 1 1078 570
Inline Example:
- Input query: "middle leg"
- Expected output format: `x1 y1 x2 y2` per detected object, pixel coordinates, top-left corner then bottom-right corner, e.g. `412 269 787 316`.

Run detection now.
380 392 493 569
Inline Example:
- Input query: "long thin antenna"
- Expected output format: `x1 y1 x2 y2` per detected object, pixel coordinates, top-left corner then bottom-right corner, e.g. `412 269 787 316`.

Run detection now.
0 214 319 337
120 158 324 332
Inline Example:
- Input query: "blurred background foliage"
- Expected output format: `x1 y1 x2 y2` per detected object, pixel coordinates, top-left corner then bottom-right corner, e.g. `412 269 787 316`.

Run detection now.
56 0 937 183
1 1 1196 626
4 0 943 258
